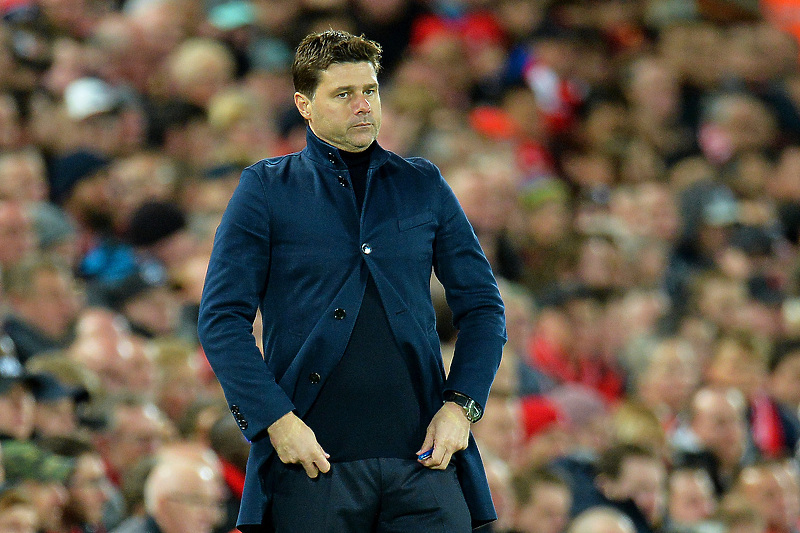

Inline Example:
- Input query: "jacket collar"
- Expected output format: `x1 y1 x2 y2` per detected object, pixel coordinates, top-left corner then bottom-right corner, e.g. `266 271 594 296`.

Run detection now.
302 127 390 171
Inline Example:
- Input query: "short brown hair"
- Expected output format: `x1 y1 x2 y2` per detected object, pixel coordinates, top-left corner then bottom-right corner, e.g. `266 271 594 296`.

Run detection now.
292 30 382 97
596 442 658 480
511 467 570 506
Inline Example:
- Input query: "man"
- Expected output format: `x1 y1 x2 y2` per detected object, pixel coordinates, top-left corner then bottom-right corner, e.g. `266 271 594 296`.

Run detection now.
3 255 82 363
734 461 799 533
198 30 506 532
591 443 667 533
666 466 717 531
567 507 637 533
0 200 36 274
110 457 223 533
32 373 90 439
510 468 572 533
2 440 74 533
0 355 40 441
38 436 112 533
673 386 756 496
92 396 170 488
0 488 39 533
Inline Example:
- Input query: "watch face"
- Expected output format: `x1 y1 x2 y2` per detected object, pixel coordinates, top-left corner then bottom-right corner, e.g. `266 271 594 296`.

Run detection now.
466 403 481 422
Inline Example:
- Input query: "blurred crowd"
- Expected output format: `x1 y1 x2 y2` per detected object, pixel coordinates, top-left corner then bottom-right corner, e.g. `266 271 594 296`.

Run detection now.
0 0 799 533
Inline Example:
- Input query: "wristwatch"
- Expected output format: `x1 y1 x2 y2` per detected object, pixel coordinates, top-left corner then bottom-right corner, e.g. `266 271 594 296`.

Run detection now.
444 391 483 423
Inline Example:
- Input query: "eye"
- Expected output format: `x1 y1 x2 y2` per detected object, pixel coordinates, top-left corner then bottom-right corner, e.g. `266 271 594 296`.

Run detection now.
364 89 375 96
336 92 348 98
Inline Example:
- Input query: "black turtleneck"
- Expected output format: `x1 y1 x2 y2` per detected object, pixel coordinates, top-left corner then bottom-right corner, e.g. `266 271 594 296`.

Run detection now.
303 143 424 461
338 143 373 214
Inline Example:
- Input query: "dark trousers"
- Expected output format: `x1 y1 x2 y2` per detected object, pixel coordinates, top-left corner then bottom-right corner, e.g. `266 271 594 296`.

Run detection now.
269 458 471 532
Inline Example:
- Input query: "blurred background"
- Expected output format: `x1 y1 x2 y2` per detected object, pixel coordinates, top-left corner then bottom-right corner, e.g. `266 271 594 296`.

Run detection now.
0 0 800 532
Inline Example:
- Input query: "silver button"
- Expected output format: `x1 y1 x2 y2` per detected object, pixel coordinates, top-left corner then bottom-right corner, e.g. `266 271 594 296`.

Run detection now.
361 243 372 255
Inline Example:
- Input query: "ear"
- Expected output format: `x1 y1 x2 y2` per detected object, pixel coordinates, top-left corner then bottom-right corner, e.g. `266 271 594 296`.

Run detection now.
294 92 312 120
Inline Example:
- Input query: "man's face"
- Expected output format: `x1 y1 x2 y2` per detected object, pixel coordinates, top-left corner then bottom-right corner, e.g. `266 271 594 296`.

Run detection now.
740 467 789 530
668 470 716 525
156 471 223 533
692 393 746 466
109 405 164 473
605 456 666 527
295 61 381 153
0 503 38 533
0 203 35 267
0 383 35 440
35 397 78 438
67 453 110 526
16 269 81 340
24 481 68 532
515 482 571 533
769 353 800 407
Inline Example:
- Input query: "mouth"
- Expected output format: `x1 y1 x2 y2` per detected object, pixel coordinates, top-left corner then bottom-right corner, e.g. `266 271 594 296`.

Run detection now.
352 122 373 128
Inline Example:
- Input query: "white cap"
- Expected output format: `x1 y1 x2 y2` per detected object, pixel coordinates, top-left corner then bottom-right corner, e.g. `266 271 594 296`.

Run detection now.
63 77 120 121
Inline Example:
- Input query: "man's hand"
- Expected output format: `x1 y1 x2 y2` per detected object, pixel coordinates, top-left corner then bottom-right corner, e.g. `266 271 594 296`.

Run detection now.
417 402 470 470
268 412 330 478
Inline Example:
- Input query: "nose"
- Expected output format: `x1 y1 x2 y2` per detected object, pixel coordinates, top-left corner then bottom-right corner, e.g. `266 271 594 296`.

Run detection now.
353 95 370 114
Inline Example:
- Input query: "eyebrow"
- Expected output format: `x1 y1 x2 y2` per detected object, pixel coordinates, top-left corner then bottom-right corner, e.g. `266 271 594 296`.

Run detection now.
331 83 379 93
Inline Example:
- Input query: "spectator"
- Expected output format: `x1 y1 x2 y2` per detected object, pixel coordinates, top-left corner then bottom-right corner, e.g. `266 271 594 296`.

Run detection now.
472 394 524 468
610 401 670 462
151 339 204 427
666 466 717 531
0 201 37 276
92 396 171 489
32 372 90 439
674 387 755 497
124 200 195 286
110 457 223 533
95 272 181 340
207 415 249 533
733 460 799 533
2 440 74 533
29 202 80 270
767 338 800 415
591 443 667 533
38 435 113 533
632 336 701 440
510 467 572 533
706 334 800 458
567 507 637 533
548 384 613 518
3 255 82 363
0 149 48 203
0 488 38 533
717 495 767 533
0 355 40 441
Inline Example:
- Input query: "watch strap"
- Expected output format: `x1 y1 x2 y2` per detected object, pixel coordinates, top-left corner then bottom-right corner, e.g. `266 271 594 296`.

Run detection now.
444 390 483 422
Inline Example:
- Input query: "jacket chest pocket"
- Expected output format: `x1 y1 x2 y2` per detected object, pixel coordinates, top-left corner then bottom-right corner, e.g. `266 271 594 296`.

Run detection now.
395 211 435 263
398 211 434 231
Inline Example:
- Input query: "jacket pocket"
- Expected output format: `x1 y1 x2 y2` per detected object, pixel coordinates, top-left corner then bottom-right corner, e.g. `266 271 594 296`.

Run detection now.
398 211 434 231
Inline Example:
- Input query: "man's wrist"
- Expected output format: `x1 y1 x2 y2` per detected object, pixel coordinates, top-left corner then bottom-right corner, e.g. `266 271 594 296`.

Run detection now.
443 391 483 423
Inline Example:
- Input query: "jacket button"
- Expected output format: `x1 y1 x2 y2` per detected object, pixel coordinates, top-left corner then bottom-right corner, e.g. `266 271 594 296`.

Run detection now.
333 308 346 320
230 405 240 414
328 153 336 163
361 243 372 255
309 372 321 384
238 420 248 430
338 176 349 188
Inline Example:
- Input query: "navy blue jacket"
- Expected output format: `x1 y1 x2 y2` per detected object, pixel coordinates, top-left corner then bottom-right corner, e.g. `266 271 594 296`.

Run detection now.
198 130 507 531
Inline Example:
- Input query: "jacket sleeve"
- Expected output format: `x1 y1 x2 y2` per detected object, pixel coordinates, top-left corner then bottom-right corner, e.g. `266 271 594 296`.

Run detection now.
198 166 295 441
430 166 507 411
